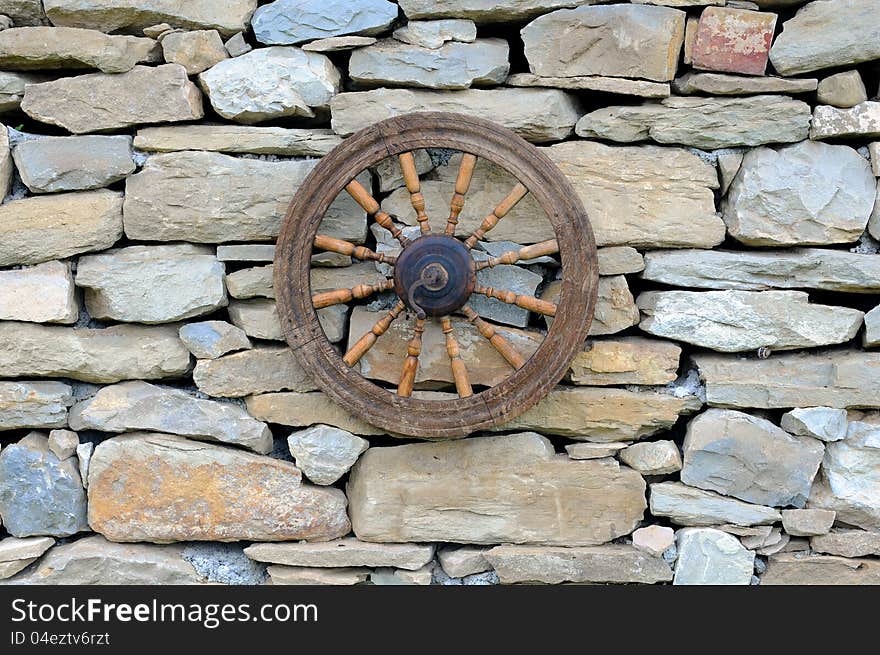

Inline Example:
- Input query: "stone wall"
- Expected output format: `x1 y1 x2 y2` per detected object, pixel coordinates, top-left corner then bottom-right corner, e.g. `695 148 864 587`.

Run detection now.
1 0 880 586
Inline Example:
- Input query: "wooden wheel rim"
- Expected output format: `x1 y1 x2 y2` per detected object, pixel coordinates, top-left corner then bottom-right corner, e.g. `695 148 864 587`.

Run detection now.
275 112 599 438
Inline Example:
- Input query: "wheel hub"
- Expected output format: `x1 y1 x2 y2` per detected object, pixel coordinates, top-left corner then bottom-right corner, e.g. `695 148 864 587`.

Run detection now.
394 234 475 318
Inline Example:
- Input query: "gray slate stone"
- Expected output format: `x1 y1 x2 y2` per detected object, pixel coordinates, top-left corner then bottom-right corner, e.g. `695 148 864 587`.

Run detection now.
0 381 73 431
252 0 398 45
810 101 880 140
393 19 476 49
193 346 317 397
649 481 782 526
471 254 542 327
0 433 88 538
13 134 134 194
673 71 817 95
287 424 369 485
673 528 754 585
399 0 599 23
866 305 880 348
178 321 251 359
781 407 848 442
0 70 49 112
349 38 509 89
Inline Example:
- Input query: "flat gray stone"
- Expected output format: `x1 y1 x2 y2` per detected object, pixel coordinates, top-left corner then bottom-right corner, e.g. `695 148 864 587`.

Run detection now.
349 38 509 89
179 320 251 359
866 305 880 348
810 530 880 557
0 70 49 112
248 538 433 570
471 255 541 327
810 101 880 140
160 29 227 75
193 346 317 398
817 70 868 108
399 0 600 23
620 440 682 476
0 0 46 26
13 134 134 194
0 536 54 580
438 546 490 578
287 424 369 485
507 72 671 98
0 260 77 324
673 71 817 95
723 140 875 246
302 36 377 52
781 407 848 442
252 0 397 45
134 125 341 156
69 381 273 454
673 528 754 585
781 509 836 537
75 244 227 323
0 381 73 431
565 442 628 460
393 19 476 49
0 433 88 538
649 481 782 527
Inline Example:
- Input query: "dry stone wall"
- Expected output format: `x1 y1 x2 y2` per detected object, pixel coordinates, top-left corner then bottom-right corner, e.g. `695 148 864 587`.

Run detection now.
1 0 879 586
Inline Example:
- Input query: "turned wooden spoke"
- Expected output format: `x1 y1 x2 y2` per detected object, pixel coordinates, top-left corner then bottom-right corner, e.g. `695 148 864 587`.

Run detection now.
345 178 409 247
474 239 558 271
397 318 426 397
399 152 430 235
312 279 394 309
460 305 525 370
314 234 396 265
343 300 406 367
445 153 477 236
474 284 557 317
441 316 472 398
463 183 528 249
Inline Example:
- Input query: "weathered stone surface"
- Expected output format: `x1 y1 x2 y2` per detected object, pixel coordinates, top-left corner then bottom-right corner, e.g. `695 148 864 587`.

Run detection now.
769 0 880 75
13 134 134 194
717 151 743 195
246 538 433 570
246 391 385 436
809 418 880 531
673 528 754 585
0 323 190 383
869 142 880 176
810 101 880 140
565 442 627 460
597 247 644 275
521 5 684 82
0 0 46 26
268 565 368 585
641 248 880 294
691 7 775 75
226 265 273 299
216 244 276 262
228 299 283 341
134 125 342 156
0 381 72 431
87 433 349 543
22 64 203 133
178 321 251 359
682 409 824 507
0 70 48 112
0 433 88 537
495 386 698 441
76 245 227 323
198 47 340 122
123 152 366 243
348 433 646 545
438 546 490 578
0 536 53 580
486 545 672 584
399 0 600 22
287 425 368 485
811 530 880 557
817 70 868 108
0 535 207 585
650 482 782 526
331 88 581 143
350 38 508 89
42 0 256 36
393 19 476 49
781 407 848 442
694 350 880 409
866 305 880 348
544 277 639 336
70 382 271 454
302 36 376 52
224 30 251 56
0 124 11 199
569 338 680 386
620 440 682 476
0 190 122 267
76 442 92 489
723 141 875 246
543 141 723 249
373 148 432 193
632 525 674 557
0 26 158 72
781 509 835 537
371 565 435 585
673 71 817 95
252 0 397 45
193 346 315 398
48 429 78 460
160 29 227 75
762 553 880 585
576 95 811 149
638 290 864 352
0 261 77 324
506 72 670 98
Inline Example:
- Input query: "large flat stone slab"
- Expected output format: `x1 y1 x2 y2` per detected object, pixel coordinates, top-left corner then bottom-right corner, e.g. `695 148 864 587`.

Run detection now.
246 392 385 436
69 381 273 454
193 346 317 397
649 481 782 526
0 381 73 431
0 261 77 324
347 433 647 546
252 0 397 45
0 323 191 384
569 337 681 386
762 553 880 585
87 433 350 543
133 125 341 156
245 538 434 570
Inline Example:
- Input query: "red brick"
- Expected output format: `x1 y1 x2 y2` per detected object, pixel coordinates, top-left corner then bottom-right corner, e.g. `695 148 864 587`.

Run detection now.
692 7 777 76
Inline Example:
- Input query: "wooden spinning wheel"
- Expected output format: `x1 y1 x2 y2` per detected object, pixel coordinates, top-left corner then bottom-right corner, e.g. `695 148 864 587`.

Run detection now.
275 113 598 438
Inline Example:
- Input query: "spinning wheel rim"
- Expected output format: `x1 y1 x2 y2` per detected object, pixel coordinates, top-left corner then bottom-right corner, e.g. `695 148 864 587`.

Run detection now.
275 112 599 438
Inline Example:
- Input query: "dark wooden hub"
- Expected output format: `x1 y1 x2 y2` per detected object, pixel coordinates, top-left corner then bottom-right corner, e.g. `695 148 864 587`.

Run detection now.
394 234 476 318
